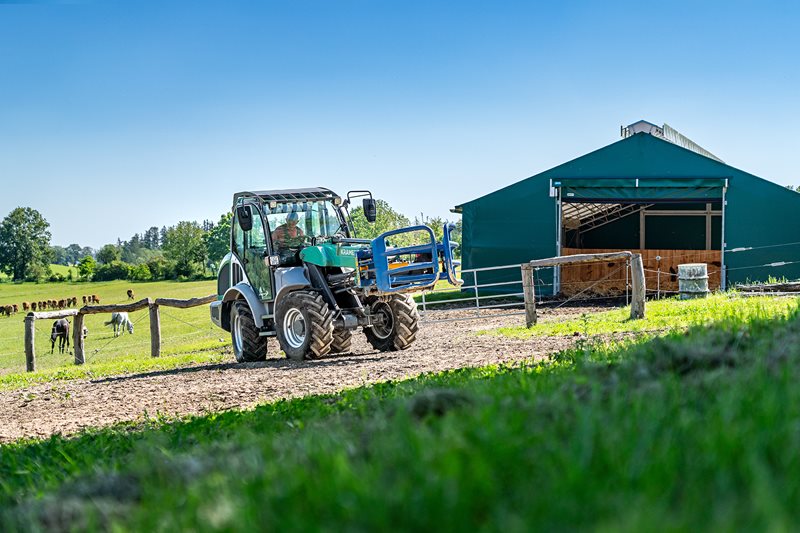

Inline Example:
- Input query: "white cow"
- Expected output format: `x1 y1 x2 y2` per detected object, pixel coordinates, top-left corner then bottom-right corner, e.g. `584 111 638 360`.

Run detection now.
105 312 134 337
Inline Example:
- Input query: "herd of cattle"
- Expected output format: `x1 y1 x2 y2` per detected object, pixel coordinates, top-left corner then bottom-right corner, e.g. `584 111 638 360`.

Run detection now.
0 289 137 318
0 295 104 317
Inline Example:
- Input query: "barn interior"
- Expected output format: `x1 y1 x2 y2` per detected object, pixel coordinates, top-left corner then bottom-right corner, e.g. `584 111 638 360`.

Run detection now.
559 197 723 296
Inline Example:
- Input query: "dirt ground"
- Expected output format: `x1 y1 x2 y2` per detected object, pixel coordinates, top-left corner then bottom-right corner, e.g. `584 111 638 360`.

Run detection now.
0 305 607 443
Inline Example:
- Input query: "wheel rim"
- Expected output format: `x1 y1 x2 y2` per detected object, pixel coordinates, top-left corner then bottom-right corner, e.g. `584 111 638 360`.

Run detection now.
233 312 244 355
283 308 307 348
371 301 394 340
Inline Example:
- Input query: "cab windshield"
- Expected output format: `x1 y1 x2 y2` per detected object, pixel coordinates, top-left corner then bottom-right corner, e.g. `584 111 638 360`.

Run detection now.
266 200 344 249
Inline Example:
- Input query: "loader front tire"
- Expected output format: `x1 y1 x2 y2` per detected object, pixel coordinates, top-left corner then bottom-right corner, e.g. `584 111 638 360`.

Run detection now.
276 290 334 361
331 328 353 354
364 294 419 352
230 301 268 362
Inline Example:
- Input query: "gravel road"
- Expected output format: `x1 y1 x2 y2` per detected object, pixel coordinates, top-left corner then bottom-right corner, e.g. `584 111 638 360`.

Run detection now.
0 306 602 443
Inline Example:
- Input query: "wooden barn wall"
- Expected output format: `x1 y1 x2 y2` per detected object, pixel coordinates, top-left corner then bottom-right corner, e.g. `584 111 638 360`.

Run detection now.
559 248 721 297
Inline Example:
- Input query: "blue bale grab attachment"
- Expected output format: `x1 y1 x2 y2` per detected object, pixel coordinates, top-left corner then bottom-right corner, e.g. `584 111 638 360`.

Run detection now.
364 223 462 293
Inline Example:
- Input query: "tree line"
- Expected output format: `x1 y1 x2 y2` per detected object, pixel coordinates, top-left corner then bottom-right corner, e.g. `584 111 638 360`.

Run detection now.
0 203 460 284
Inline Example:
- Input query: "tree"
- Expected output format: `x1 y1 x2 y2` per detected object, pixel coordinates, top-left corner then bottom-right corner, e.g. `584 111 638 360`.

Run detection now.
162 221 207 277
412 213 446 243
349 200 411 240
0 207 53 281
50 245 67 265
204 212 232 269
121 233 148 264
77 255 96 280
143 226 160 249
97 244 121 264
65 244 84 265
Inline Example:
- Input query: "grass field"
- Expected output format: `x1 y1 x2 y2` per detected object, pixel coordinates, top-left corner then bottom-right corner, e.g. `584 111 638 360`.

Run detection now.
0 279 220 386
1 295 799 529
488 293 800 337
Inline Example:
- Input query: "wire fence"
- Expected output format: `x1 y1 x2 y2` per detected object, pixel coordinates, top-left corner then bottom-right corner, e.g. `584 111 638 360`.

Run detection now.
420 238 800 322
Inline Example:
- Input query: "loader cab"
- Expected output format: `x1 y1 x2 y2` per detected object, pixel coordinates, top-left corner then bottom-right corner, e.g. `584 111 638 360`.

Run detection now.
228 187 373 302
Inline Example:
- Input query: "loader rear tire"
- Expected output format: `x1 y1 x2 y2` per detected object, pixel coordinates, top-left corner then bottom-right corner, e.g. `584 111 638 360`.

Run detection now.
364 294 419 352
276 290 334 361
230 301 268 362
331 329 353 354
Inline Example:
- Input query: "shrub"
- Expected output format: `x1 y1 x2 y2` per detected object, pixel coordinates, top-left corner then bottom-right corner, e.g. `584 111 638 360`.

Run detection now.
94 260 132 281
129 263 152 282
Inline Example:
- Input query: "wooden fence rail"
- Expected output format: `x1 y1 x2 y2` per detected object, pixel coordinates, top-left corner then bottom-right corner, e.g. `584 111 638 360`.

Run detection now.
24 294 217 372
521 252 646 327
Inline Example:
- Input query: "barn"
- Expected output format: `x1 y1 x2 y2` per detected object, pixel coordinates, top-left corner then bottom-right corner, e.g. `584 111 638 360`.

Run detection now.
454 121 800 296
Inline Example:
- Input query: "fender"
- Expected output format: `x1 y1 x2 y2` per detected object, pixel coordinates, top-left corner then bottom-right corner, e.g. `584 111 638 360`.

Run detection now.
221 282 270 330
273 266 312 309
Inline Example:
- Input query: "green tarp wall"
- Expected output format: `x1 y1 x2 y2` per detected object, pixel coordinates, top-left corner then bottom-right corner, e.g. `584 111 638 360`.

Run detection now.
458 133 800 294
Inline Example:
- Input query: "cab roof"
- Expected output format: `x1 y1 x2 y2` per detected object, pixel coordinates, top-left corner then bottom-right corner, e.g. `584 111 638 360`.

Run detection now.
233 187 340 205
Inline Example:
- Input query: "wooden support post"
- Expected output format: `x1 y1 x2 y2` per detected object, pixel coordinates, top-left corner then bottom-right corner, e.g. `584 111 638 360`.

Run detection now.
521 263 537 327
149 303 161 358
24 315 36 372
630 253 646 320
73 313 85 365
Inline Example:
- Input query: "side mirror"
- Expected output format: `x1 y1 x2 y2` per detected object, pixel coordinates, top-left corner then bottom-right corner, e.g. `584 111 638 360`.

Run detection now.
236 206 253 231
363 198 377 223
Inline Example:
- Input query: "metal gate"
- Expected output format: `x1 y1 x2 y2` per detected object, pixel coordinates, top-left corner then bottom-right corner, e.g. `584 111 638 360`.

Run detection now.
418 263 526 323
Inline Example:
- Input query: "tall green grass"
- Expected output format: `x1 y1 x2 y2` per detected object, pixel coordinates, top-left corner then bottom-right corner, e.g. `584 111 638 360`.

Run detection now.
3 301 800 529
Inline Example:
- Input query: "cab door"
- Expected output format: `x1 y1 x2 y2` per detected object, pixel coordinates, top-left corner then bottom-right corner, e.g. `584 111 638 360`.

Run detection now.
233 203 274 301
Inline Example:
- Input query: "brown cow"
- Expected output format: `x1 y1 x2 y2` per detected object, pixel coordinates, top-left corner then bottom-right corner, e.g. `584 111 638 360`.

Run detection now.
92 295 100 304
22 302 29 312
82 296 87 305
12 304 18 314
127 289 135 300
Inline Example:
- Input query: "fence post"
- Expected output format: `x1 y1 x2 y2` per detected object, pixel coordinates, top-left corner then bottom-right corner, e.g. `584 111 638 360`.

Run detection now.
25 315 36 372
630 253 646 319
149 303 161 358
521 263 537 327
74 313 85 365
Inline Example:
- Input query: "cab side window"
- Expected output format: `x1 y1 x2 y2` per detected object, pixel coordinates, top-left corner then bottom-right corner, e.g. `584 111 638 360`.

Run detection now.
233 211 245 259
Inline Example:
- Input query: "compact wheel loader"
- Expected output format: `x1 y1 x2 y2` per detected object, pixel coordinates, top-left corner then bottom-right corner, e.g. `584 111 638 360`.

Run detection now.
210 187 462 361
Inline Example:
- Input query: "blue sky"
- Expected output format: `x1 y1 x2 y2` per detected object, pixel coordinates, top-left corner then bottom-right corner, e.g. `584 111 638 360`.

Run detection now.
1 1 798 249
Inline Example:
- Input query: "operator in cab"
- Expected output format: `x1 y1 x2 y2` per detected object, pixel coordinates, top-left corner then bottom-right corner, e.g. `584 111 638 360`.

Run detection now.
271 211 305 251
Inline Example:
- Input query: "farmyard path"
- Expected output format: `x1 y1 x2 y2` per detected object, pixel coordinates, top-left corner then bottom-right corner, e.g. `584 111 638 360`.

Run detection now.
0 307 600 443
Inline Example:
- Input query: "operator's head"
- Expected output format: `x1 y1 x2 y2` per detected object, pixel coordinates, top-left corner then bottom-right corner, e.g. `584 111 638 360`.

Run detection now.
287 212 299 225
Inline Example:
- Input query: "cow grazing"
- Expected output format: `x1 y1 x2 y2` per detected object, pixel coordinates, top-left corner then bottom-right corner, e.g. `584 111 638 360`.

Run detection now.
127 289 135 300
50 319 70 354
12 304 18 314
91 295 100 304
82 296 87 305
30 302 37 311
105 312 134 337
